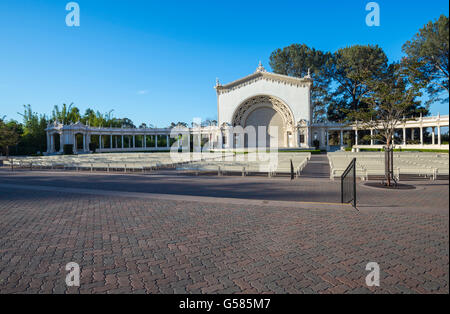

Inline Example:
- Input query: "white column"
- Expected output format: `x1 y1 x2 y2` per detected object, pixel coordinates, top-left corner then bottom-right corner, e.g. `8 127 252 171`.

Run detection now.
355 129 359 146
86 134 91 152
420 127 424 146
370 129 374 146
83 134 86 151
144 135 147 148
59 133 64 153
340 129 344 147
403 128 407 145
50 134 55 153
308 127 312 148
432 127 435 145
110 135 113 149
121 135 124 149
411 128 415 141
320 128 325 149
115 136 118 149
73 134 77 154
437 126 441 146
155 135 158 148
326 130 329 148
166 135 170 148
133 135 135 148
303 128 308 148
46 133 50 153
99 135 102 150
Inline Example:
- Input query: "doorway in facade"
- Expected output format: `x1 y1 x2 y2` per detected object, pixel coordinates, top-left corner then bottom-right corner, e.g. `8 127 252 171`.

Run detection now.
75 133 84 152
53 133 61 152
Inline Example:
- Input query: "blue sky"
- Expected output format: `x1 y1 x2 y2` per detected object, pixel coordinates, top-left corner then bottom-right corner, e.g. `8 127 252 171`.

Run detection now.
0 0 448 127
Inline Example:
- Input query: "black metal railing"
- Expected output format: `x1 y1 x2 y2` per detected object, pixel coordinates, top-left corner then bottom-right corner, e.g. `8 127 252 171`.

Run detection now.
341 158 356 208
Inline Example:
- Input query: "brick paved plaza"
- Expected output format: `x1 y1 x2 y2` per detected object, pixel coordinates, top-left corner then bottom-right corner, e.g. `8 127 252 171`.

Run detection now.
0 170 448 294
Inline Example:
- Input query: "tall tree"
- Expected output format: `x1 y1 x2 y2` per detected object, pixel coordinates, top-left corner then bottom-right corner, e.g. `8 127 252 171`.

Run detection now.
52 103 80 124
0 118 20 157
326 45 389 122
170 122 188 128
18 105 48 155
402 15 449 104
202 118 217 127
350 62 423 186
269 44 332 122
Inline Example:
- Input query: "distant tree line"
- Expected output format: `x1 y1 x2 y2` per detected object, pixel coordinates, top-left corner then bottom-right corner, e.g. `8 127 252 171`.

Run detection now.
0 101 214 156
269 14 448 124
1 104 143 156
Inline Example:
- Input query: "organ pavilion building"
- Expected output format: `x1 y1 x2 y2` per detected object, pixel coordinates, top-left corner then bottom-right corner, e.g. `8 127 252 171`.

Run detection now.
215 62 312 148
45 63 448 154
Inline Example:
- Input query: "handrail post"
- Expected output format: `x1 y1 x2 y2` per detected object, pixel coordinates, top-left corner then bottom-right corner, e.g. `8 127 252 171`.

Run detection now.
353 158 357 208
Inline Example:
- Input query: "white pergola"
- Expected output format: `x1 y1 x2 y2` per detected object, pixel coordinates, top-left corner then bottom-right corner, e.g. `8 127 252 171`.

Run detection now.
45 122 224 154
46 114 449 155
310 114 449 151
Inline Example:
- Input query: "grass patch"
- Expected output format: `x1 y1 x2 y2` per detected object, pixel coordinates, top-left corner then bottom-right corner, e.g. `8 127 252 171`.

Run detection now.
352 148 449 153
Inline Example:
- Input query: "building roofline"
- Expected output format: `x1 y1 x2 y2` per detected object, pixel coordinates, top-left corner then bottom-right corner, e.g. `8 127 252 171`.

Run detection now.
215 69 312 93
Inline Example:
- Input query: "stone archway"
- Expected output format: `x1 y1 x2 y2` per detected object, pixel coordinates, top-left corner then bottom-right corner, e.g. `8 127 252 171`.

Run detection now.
231 95 295 148
74 133 85 152
53 133 61 152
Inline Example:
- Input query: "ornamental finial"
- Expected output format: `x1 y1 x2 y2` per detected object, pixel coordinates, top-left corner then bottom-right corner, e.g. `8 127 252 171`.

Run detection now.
256 61 266 72
306 68 311 78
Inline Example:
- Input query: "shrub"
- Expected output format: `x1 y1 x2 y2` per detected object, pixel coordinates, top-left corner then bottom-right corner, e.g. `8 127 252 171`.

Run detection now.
312 139 320 150
89 142 97 153
63 144 74 155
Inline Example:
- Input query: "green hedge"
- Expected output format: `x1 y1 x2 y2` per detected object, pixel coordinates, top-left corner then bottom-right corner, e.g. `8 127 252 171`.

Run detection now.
394 148 449 153
63 144 74 155
354 148 449 153
89 142 97 153
345 147 448 153
279 150 323 154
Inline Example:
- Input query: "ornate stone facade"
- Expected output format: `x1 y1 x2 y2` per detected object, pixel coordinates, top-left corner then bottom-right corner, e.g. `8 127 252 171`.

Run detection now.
216 64 313 148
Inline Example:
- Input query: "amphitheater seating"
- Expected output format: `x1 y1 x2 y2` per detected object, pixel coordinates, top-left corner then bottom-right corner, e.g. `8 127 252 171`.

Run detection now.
7 151 446 181
328 152 449 180
2 152 233 173
3 152 310 177
177 152 311 177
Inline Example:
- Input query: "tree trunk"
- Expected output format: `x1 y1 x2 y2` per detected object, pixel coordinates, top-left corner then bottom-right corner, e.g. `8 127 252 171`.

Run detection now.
385 138 392 187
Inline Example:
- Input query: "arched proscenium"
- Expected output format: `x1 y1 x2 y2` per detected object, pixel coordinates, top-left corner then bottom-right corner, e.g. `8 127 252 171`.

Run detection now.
231 95 295 129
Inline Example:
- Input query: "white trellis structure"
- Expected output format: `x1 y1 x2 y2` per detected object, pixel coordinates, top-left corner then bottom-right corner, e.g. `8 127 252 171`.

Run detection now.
45 114 449 155
310 114 449 151
45 122 225 154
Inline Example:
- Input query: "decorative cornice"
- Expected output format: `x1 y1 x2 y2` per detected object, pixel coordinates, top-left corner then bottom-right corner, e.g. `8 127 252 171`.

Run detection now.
215 71 313 95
